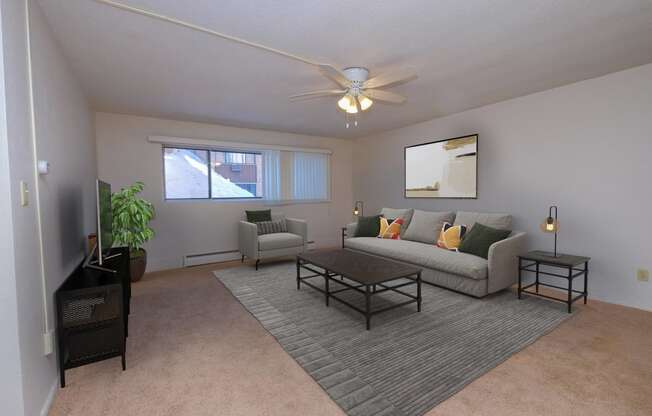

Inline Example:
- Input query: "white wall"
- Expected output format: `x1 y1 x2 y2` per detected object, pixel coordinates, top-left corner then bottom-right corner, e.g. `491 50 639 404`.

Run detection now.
0 1 49 415
29 0 97 336
96 112 354 271
353 63 652 311
0 1 97 415
0 3 26 414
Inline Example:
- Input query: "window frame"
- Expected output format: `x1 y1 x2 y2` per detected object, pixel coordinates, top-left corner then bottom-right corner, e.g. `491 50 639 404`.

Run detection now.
162 145 264 201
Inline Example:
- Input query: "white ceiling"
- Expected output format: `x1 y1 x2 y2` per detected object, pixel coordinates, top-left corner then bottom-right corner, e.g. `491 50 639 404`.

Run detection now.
38 0 652 139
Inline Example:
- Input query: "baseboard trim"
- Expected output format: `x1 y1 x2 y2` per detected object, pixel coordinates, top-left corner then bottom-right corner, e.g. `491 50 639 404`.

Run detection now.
183 250 241 267
40 377 58 416
183 241 317 268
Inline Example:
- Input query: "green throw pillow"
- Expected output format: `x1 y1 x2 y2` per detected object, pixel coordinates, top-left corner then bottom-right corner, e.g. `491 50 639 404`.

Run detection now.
355 215 382 237
458 223 511 259
246 209 272 223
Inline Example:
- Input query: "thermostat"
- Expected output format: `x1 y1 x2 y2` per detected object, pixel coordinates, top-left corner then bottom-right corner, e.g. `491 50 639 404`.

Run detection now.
37 160 50 175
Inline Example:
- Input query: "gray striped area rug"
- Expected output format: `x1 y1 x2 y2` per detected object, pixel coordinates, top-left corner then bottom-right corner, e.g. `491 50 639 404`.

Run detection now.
215 262 571 416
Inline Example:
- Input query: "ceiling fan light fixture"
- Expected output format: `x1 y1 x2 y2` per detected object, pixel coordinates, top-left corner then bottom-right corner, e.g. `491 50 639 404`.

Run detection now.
337 95 353 111
345 104 358 114
359 96 373 111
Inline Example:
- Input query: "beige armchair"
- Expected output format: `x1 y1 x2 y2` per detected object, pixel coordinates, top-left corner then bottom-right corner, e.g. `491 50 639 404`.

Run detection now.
238 214 307 270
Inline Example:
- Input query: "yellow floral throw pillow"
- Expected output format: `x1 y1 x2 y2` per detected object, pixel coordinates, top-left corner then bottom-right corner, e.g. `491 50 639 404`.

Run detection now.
436 222 467 250
378 217 404 239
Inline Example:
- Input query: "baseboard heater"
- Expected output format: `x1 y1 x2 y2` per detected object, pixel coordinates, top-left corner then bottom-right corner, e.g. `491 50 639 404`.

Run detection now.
183 241 316 267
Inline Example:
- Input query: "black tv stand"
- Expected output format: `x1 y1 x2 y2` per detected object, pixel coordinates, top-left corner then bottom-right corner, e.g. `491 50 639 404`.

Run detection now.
56 247 131 387
83 246 123 273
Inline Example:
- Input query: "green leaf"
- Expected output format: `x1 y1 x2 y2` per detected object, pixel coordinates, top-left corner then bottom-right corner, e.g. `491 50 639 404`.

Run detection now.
111 181 155 251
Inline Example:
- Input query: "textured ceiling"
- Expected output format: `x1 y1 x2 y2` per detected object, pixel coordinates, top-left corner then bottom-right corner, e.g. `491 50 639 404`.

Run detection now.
38 0 652 139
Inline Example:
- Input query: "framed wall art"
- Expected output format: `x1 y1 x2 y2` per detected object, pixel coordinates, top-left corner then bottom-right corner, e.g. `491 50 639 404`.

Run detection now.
404 134 478 198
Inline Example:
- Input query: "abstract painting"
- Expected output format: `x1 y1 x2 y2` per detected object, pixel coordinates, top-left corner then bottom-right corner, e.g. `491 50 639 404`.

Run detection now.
405 134 478 198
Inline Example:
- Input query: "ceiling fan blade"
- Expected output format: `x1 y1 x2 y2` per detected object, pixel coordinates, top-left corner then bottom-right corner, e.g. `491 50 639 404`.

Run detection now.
289 89 347 101
364 69 417 89
318 64 351 88
363 89 407 104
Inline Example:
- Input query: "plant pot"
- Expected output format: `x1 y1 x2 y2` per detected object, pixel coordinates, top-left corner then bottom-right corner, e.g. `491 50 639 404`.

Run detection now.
130 249 147 282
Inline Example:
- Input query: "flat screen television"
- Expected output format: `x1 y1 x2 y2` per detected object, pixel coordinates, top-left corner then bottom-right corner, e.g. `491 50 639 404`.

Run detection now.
84 179 117 271
96 179 113 265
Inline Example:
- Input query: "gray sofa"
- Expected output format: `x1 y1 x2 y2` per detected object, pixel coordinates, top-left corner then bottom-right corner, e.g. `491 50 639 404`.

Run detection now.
344 208 526 297
239 213 307 270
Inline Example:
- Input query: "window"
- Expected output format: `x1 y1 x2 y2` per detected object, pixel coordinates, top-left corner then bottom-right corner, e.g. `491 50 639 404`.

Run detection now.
210 151 263 198
164 147 262 199
163 145 330 202
163 148 210 199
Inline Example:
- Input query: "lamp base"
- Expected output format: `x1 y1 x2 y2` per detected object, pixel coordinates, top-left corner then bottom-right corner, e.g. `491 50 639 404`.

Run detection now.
539 251 562 258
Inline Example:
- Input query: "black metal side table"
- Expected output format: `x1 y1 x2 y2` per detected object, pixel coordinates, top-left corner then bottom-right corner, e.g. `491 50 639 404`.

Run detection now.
518 250 590 313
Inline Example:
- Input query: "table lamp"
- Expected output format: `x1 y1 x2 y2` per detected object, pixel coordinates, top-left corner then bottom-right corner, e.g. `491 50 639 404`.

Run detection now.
353 201 364 217
540 205 560 257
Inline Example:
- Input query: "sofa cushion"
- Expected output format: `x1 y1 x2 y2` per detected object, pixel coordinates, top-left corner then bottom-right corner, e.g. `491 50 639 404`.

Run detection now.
380 208 414 237
258 232 303 251
454 211 512 231
344 237 487 280
256 219 287 235
355 215 382 237
403 210 455 244
246 209 272 223
436 222 467 251
378 217 404 239
458 223 511 259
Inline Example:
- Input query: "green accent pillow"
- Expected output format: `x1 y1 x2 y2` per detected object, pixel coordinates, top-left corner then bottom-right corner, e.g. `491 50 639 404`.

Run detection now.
355 215 382 237
246 209 272 223
458 223 511 259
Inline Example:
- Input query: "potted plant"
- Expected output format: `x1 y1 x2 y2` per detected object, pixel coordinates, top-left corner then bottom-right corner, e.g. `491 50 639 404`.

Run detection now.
112 181 155 282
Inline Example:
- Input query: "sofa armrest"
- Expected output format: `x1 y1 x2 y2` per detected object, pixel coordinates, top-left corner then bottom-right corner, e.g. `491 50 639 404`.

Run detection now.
345 222 358 239
238 221 259 259
487 232 527 294
286 218 307 244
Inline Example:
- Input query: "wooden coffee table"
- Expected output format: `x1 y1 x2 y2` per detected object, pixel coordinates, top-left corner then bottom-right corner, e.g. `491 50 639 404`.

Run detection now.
296 249 422 330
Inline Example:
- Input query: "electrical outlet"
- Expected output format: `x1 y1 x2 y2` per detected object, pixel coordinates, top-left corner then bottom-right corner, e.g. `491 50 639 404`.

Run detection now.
637 269 650 282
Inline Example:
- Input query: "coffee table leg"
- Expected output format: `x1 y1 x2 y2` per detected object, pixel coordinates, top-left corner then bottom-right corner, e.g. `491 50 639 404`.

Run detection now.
567 265 573 313
296 258 300 290
365 284 371 330
417 272 422 312
517 258 522 299
325 273 330 307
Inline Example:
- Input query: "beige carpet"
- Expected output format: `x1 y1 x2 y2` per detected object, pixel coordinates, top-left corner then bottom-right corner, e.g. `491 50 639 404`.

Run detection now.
49 260 652 416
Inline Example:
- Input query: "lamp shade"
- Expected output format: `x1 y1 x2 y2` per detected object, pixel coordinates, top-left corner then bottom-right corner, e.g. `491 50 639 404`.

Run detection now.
540 217 559 233
338 95 352 111
353 200 363 216
359 96 373 111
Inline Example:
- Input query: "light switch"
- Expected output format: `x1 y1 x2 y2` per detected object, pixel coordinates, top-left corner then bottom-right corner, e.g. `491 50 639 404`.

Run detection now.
43 330 54 356
20 181 29 206
637 269 650 282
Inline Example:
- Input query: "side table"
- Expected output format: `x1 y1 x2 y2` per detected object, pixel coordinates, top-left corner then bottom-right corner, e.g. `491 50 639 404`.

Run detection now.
518 250 590 313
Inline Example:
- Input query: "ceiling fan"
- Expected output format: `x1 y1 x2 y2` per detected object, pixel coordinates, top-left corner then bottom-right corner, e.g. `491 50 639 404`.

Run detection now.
92 0 418 128
289 66 417 127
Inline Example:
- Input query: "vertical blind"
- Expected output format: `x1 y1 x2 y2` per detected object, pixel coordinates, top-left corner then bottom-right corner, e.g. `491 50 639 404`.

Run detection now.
262 151 329 201
292 152 329 200
262 150 281 200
